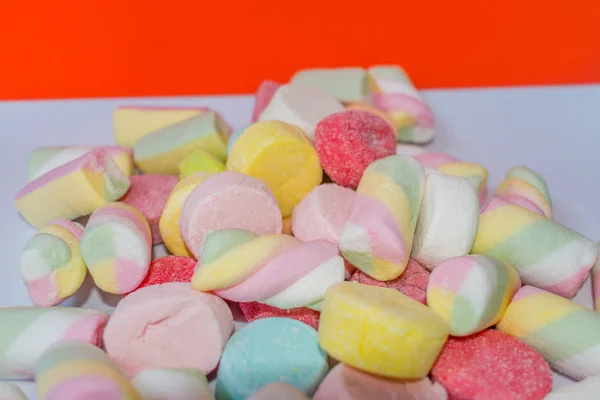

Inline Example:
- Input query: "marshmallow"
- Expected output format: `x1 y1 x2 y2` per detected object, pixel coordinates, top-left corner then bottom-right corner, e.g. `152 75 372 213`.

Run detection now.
20 219 86 306
412 173 479 270
103 283 233 377
178 148 225 178
318 282 449 379
81 202 152 294
339 155 425 280
545 375 600 400
192 229 345 310
495 165 552 217
29 146 134 180
36 341 139 400
0 306 108 379
227 121 322 217
215 318 328 399
291 183 355 244
225 125 250 155
427 255 521 336
132 369 213 400
15 149 130 228
180 171 282 258
497 285 600 380
251 80 281 123
134 111 229 174
257 84 345 141
0 383 27 400
159 172 215 256
290 67 378 103
593 243 600 311
369 65 435 144
249 383 310 400
472 198 597 298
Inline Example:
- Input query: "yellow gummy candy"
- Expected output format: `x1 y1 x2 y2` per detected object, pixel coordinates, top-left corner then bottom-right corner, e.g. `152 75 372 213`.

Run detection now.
318 282 449 379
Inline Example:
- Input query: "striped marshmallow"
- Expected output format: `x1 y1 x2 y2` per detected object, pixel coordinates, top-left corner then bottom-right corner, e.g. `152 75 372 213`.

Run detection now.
132 369 212 400
472 198 597 298
290 67 379 104
495 165 552 218
497 285 600 380
339 155 425 281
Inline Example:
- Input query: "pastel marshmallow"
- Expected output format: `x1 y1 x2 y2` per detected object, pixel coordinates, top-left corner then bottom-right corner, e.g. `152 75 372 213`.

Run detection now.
36 341 139 400
178 148 225 178
103 283 233 377
339 155 425 280
132 369 213 400
472 198 597 298
0 383 28 400
318 282 449 379
427 255 521 336
227 120 323 217
495 165 552 217
545 375 600 400
251 80 281 123
180 171 282 258
20 219 86 306
15 149 130 228
0 306 108 379
249 383 310 400
81 202 152 294
290 67 379 103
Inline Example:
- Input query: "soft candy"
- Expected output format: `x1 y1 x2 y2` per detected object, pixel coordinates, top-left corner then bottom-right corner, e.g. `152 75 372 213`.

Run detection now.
318 282 449 379
36 341 139 400
178 148 225 177
313 363 447 400
0 306 108 379
497 285 600 380
431 329 552 400
472 198 597 298
251 80 281 123
103 283 233 377
290 67 378 103
192 229 345 310
120 174 179 244
495 165 552 217
314 110 397 189
339 155 425 280
29 146 134 179
127 256 196 294
180 172 282 258
20 219 86 306
345 102 397 136
257 84 345 141
159 172 215 256
134 111 229 174
412 173 479 270
0 382 28 400
427 254 521 336
593 243 600 311
81 202 152 294
15 149 130 228
226 121 322 217
291 183 355 244
239 301 321 330
545 375 600 400
369 65 435 144
249 383 310 400
132 369 213 400
215 318 328 400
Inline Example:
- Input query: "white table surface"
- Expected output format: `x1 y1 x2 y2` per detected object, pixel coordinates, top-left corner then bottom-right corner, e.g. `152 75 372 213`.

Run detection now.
1 85 599 398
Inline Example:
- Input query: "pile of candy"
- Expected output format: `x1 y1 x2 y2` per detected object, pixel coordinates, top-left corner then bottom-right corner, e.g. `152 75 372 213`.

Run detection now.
5 65 600 400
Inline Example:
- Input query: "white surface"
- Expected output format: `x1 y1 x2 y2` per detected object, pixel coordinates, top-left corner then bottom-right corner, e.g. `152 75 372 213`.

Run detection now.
1 85 600 397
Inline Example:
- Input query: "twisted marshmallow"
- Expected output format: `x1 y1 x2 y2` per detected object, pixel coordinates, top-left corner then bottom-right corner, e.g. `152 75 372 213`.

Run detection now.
495 165 552 217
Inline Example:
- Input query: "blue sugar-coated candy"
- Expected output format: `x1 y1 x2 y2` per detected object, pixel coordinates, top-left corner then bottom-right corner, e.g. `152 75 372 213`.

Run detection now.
215 317 328 400
227 125 250 155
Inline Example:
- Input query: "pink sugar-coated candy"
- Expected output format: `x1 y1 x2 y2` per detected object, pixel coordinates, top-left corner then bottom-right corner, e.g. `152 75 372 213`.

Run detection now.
180 171 282 258
314 110 396 189
291 183 356 244
124 255 196 296
239 301 320 330
251 80 281 122
120 174 179 244
313 363 447 400
431 329 552 400
103 282 233 378
349 258 429 304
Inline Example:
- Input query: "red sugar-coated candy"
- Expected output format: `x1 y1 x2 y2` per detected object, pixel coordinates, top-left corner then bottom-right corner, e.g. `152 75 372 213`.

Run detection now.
432 329 552 400
239 302 320 330
120 174 179 244
125 256 196 296
314 110 396 189
251 80 281 122
350 258 429 304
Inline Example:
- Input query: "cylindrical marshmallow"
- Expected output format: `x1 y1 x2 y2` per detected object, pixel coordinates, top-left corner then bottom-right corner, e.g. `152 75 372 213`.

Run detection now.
0 382 28 400
472 198 597 298
545 375 600 400
339 155 425 280
36 341 139 400
290 67 378 103
412 173 479 270
132 369 213 400
103 283 233 377
497 285 600 380
81 202 152 294
251 81 280 123
427 255 521 336
495 165 552 218
0 306 108 379
180 171 282 258
20 219 86 306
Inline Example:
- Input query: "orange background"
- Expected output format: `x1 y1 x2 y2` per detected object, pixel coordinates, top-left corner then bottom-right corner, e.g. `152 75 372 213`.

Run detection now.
1 1 599 100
